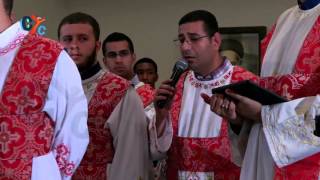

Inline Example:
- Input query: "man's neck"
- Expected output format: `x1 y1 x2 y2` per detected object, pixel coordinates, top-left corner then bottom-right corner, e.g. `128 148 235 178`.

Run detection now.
298 0 320 10
196 56 224 77
0 13 11 33
79 62 101 80
122 72 134 81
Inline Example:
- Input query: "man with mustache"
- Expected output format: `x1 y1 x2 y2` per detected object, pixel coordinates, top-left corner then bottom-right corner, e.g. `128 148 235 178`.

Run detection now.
154 10 258 179
0 0 89 179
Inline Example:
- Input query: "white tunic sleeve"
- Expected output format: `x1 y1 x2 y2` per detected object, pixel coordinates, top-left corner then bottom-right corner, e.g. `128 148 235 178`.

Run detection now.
142 94 173 160
106 87 153 180
262 95 320 167
32 51 89 180
148 112 173 160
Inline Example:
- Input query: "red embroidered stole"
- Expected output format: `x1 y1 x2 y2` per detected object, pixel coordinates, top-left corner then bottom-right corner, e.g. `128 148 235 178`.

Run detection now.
136 84 155 108
260 16 320 180
73 73 130 180
166 67 258 180
0 34 61 179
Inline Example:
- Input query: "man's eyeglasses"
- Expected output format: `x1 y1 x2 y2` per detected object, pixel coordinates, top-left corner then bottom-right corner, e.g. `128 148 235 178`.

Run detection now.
105 50 131 59
173 35 210 46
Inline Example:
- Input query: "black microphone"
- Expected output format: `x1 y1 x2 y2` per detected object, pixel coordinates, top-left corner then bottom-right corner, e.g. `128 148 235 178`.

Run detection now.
157 59 188 108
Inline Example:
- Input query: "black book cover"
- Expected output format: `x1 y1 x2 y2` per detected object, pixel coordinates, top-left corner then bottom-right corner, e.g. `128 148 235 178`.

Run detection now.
211 80 287 105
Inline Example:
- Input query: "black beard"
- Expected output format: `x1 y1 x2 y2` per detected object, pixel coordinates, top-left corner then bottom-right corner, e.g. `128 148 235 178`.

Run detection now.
77 49 97 73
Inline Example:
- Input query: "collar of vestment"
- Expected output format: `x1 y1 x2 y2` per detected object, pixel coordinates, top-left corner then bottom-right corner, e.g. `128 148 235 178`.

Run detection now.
193 58 232 81
80 62 101 80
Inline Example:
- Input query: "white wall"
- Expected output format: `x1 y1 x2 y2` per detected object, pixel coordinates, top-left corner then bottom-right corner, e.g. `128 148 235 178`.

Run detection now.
14 0 68 38
14 0 296 85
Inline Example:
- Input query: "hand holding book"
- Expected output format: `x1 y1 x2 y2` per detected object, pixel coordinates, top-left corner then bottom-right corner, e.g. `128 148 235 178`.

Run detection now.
202 80 287 123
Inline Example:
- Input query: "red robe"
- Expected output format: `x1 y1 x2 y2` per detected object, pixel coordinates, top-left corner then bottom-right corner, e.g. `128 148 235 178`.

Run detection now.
0 35 62 179
73 73 130 180
260 16 320 180
136 83 155 108
167 66 258 180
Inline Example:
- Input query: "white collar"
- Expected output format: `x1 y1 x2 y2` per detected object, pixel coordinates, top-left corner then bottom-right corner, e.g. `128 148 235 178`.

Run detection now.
0 21 28 49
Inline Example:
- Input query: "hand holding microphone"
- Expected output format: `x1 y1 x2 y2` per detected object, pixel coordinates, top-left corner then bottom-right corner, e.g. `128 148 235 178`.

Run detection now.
155 59 188 109
154 59 188 137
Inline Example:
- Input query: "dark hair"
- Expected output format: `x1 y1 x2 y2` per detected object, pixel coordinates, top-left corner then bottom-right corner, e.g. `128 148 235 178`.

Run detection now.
134 57 158 73
102 32 134 57
179 10 219 36
3 0 13 16
58 12 100 40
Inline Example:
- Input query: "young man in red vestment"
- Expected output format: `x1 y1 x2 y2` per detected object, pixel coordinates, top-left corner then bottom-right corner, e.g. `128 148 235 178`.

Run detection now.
58 12 167 180
102 32 155 108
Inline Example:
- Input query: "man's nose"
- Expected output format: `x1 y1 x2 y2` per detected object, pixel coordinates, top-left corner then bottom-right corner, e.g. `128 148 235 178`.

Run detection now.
180 39 192 51
70 40 80 50
141 73 148 80
113 54 124 63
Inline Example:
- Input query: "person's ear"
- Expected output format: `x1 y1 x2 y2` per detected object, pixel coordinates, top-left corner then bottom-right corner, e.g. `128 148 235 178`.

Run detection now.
211 32 222 50
132 53 136 63
10 12 16 23
95 41 101 54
